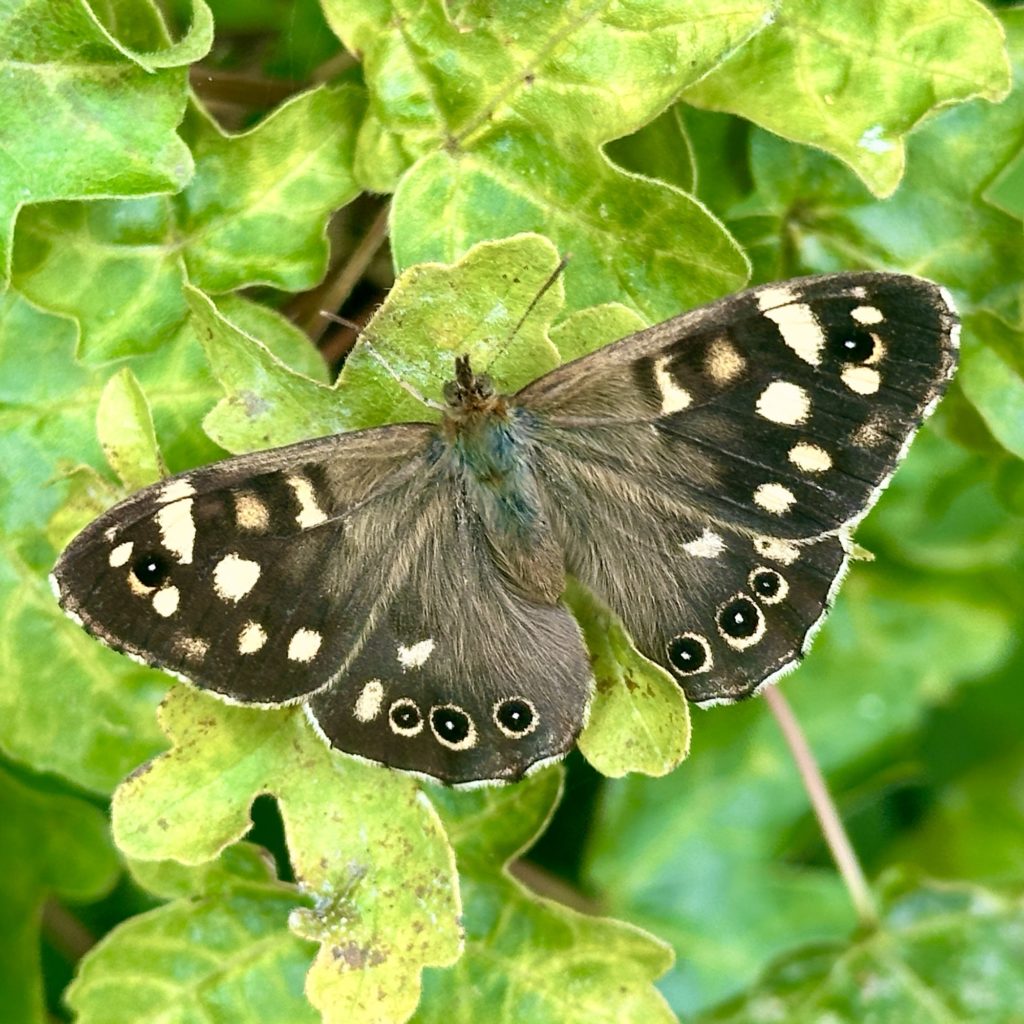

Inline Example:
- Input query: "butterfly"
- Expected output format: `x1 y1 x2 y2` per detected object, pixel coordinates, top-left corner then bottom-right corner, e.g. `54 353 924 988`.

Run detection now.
52 272 958 785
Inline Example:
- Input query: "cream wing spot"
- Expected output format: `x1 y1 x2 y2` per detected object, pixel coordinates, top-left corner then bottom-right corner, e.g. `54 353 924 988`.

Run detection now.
757 289 825 366
234 492 270 531
851 305 884 325
238 621 267 654
756 381 810 425
841 366 881 395
152 586 180 617
789 442 832 473
213 553 261 602
288 628 322 663
157 479 195 504
287 475 328 528
754 536 800 565
354 680 385 722
681 528 725 558
754 483 796 515
156 500 195 564
178 636 209 659
108 541 133 567
705 336 746 384
653 355 692 414
397 639 435 670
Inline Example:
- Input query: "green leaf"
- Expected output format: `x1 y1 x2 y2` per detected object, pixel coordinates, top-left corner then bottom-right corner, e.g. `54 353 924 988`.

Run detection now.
959 313 1024 462
0 764 119 1024
112 687 462 1024
97 370 166 490
126 840 284 901
569 577 690 780
392 134 749 322
179 86 365 293
730 7 1024 324
328 0 762 315
686 0 1011 197
0 0 211 281
700 879 1024 1022
67 879 320 1024
0 289 223 793
584 457 1018 1015
417 769 677 1024
12 84 364 363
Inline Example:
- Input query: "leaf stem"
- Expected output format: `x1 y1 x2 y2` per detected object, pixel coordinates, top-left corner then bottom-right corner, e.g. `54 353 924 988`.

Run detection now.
295 201 392 342
41 899 96 961
763 686 879 928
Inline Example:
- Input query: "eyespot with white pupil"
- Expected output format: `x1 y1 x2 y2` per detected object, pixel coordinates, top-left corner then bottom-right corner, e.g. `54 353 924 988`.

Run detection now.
131 552 169 588
667 633 712 676
833 329 875 362
716 595 765 649
389 699 423 736
430 705 476 750
494 698 538 738
749 567 788 605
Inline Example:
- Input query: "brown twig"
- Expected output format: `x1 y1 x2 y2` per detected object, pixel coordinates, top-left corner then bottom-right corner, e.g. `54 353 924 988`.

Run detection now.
293 202 392 342
508 860 603 915
763 686 879 927
41 899 97 962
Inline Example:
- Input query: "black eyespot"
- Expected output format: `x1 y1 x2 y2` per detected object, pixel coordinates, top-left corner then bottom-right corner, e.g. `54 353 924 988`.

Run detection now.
495 698 535 736
718 596 760 639
131 552 169 588
752 569 782 599
667 634 709 675
390 701 421 732
431 706 471 745
833 329 875 362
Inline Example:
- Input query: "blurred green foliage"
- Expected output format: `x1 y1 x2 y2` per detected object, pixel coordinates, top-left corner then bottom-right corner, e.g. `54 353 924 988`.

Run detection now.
1 1 1022 1022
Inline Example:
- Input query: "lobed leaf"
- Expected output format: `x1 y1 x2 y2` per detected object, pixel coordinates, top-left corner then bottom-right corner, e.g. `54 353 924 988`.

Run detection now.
112 687 462 1024
417 769 677 1024
0 0 212 281
685 0 1011 196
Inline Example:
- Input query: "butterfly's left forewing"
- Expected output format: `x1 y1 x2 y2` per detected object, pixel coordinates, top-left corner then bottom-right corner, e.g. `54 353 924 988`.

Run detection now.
53 425 438 704
518 271 957 703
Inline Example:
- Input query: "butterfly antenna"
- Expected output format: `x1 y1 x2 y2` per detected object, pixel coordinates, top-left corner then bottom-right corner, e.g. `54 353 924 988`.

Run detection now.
321 311 446 412
484 254 570 374
319 310 364 334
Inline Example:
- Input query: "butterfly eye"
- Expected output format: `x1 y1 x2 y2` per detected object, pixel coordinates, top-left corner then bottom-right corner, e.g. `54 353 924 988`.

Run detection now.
389 699 423 736
131 552 170 588
430 705 477 750
667 633 712 676
833 329 875 362
749 567 788 605
493 697 538 738
716 595 765 649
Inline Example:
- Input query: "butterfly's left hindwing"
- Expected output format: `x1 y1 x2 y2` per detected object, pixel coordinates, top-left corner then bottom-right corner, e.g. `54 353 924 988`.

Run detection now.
519 271 958 703
53 422 592 784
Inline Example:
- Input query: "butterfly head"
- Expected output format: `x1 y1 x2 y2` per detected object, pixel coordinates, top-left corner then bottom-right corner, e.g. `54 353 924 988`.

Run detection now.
442 355 502 420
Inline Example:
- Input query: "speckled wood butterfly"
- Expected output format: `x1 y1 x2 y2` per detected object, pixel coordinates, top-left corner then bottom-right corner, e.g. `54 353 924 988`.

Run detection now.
53 272 958 784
